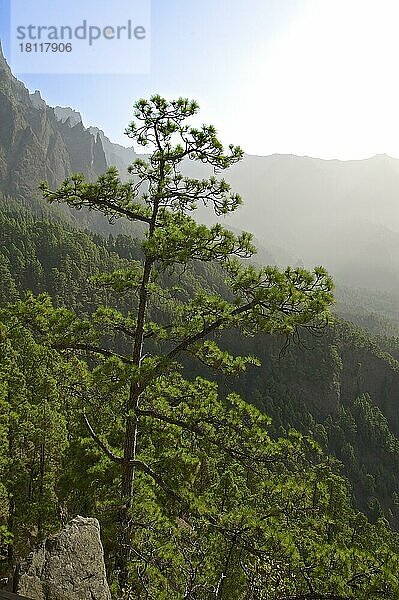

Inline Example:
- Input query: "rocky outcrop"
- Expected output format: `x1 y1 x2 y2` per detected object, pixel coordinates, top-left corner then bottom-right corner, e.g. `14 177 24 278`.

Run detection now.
88 126 136 178
30 91 47 110
53 106 83 128
0 43 107 201
16 516 111 600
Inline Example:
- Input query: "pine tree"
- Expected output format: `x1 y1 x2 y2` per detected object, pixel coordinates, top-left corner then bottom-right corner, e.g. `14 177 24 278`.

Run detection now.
40 95 334 597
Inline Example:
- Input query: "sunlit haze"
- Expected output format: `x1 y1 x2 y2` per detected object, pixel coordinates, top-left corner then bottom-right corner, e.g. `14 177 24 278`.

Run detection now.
2 0 399 159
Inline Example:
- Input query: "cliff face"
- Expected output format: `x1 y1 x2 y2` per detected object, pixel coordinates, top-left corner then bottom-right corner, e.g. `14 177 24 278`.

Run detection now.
0 44 107 201
53 109 137 179
88 126 136 178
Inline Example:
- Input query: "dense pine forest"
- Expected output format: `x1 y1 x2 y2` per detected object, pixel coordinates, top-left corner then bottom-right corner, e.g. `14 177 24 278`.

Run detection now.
3 193 399 528
3 187 399 598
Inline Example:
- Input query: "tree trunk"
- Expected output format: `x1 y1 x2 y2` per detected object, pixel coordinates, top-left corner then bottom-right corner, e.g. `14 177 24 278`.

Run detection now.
117 414 138 596
115 173 161 597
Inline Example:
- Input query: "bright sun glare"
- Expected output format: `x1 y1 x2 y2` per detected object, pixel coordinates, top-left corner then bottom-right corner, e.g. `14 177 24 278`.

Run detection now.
238 0 399 159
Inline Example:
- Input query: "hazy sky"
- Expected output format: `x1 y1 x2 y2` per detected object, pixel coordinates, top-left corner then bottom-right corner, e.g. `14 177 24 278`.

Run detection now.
1 0 399 159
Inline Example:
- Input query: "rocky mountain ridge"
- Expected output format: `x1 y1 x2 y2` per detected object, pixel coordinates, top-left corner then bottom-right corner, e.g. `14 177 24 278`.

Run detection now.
0 43 106 202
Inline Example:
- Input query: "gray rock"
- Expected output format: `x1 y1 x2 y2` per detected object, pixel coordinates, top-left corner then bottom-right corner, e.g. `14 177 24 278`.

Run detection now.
16 516 111 600
53 106 83 127
30 91 47 110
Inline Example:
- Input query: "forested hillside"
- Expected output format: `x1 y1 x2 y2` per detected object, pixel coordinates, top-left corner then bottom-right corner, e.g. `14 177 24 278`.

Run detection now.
3 182 399 597
3 183 399 532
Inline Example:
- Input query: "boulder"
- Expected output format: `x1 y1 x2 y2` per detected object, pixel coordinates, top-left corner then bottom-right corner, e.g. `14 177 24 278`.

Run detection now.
16 516 111 600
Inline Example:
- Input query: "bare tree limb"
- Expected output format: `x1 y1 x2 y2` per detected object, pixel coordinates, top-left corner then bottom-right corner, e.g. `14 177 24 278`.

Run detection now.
82 408 183 503
54 343 133 364
83 407 122 463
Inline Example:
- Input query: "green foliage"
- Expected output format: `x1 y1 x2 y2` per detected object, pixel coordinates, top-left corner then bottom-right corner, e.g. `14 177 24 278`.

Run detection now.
2 299 399 596
326 393 399 524
0 194 145 312
0 302 81 566
112 382 399 598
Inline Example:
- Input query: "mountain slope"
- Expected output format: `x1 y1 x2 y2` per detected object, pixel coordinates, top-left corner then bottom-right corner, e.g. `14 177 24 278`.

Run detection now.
2 192 399 526
3 45 399 297
0 43 106 203
3 47 399 528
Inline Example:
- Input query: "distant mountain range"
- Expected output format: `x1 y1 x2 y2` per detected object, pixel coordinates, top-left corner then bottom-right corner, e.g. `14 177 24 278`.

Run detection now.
2 42 399 297
216 153 399 295
183 153 399 295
